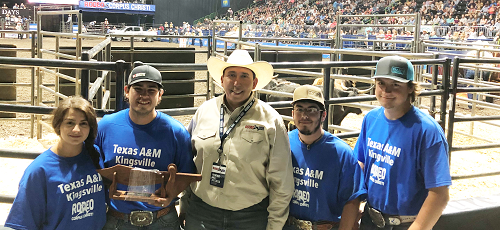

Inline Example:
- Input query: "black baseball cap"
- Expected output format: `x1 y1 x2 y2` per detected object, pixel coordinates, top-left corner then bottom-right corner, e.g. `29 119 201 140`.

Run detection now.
373 56 414 83
128 65 163 88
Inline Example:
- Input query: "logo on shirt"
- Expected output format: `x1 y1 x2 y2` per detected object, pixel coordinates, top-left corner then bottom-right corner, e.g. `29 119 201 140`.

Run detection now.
245 125 264 131
292 189 310 207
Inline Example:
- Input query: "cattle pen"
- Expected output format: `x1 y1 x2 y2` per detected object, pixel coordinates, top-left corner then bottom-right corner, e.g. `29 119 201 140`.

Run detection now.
1 16 500 228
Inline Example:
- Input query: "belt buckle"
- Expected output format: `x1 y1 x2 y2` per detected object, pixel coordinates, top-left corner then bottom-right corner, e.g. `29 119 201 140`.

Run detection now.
387 216 401 225
129 211 154 227
367 206 385 228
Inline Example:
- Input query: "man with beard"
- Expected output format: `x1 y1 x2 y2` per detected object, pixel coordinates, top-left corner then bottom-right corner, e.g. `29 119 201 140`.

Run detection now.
284 85 366 230
96 64 195 230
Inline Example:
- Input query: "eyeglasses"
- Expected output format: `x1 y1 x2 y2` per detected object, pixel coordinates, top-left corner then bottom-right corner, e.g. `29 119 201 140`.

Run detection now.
293 107 323 115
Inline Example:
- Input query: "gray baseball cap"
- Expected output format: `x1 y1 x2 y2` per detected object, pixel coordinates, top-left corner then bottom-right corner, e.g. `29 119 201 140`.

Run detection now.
373 56 414 83
128 65 163 88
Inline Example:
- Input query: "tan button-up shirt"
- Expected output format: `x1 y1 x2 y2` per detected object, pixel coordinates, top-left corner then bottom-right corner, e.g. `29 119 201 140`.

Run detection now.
187 93 294 230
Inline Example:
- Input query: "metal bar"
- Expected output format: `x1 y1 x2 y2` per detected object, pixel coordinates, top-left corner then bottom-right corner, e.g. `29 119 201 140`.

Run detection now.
162 94 210 99
110 50 208 54
40 85 68 99
39 120 53 132
456 87 500 93
115 60 127 111
447 57 460 159
335 131 361 139
0 83 31 86
0 48 32 52
441 58 451 132
80 53 90 100
0 195 15 204
452 170 500 180
341 38 413 44
40 49 78 60
256 89 293 98
454 116 500 122
39 67 77 83
0 56 116 71
157 107 199 116
78 34 106 39
163 79 207 83
89 76 105 101
37 10 81 15
451 142 500 151
101 91 110 110
39 31 77 38
87 38 112 59
323 67 331 131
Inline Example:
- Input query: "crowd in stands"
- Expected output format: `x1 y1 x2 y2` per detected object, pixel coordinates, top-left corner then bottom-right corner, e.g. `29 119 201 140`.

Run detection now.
187 0 500 43
1 3 27 9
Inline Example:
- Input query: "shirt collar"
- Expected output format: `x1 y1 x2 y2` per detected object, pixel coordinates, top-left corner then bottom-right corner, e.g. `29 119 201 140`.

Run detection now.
218 91 256 114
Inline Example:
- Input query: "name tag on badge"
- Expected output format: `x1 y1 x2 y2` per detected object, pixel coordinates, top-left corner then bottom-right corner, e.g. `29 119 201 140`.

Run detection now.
210 163 226 188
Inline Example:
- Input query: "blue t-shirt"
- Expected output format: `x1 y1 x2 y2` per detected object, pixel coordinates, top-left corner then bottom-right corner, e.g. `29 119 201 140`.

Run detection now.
289 130 366 222
95 109 195 213
5 148 106 230
354 106 452 216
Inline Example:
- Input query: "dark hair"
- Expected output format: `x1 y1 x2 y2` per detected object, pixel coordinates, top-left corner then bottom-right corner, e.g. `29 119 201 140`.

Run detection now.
52 96 101 169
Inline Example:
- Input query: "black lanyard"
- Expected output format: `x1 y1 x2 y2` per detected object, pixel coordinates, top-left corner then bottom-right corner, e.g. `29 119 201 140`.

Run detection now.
217 98 255 164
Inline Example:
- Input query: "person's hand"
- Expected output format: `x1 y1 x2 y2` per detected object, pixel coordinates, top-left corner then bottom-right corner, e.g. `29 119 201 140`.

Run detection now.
179 212 186 228
148 197 170 208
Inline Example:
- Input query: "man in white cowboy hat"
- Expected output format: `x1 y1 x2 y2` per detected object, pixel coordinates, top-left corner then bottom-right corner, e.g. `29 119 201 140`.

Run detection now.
181 49 294 230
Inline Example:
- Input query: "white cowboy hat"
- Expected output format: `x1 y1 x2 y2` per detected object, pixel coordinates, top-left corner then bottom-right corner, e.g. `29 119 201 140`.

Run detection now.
207 49 274 90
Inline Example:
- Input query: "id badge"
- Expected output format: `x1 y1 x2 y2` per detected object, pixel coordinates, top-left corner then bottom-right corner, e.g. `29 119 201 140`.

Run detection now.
210 163 226 188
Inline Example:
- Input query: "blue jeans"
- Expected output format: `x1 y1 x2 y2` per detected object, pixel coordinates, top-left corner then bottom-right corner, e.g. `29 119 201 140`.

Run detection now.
103 208 180 230
184 194 269 230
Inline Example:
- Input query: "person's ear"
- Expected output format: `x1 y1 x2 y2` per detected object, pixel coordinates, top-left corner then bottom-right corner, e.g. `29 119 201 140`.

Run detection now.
252 77 259 89
321 110 327 123
124 85 130 98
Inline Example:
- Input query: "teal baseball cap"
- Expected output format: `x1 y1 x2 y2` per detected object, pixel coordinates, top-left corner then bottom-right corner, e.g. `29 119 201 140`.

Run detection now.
373 56 414 83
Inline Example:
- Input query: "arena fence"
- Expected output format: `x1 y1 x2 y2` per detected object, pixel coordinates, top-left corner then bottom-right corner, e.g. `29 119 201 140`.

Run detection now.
336 13 421 53
1 43 499 209
448 57 500 180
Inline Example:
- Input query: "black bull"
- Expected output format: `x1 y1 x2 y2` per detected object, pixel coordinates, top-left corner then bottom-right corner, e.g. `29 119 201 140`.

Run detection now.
259 79 363 127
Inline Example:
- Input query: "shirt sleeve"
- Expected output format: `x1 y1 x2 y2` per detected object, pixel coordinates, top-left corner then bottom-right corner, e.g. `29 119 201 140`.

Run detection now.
174 126 196 174
420 133 452 189
5 166 47 230
265 117 294 230
354 117 367 164
338 149 367 205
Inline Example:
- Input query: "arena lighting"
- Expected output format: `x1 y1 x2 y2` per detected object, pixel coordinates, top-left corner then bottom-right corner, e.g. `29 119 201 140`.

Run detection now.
27 0 79 5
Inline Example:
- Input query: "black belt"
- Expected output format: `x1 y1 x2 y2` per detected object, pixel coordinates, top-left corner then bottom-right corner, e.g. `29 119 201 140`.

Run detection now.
108 207 172 227
366 204 417 228
286 216 339 230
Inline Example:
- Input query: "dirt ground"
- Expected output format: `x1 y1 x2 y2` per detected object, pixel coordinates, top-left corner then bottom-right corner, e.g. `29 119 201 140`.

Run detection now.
1 36 500 224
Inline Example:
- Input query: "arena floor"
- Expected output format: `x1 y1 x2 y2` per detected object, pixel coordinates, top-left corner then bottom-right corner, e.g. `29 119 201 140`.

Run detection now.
1 36 500 225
